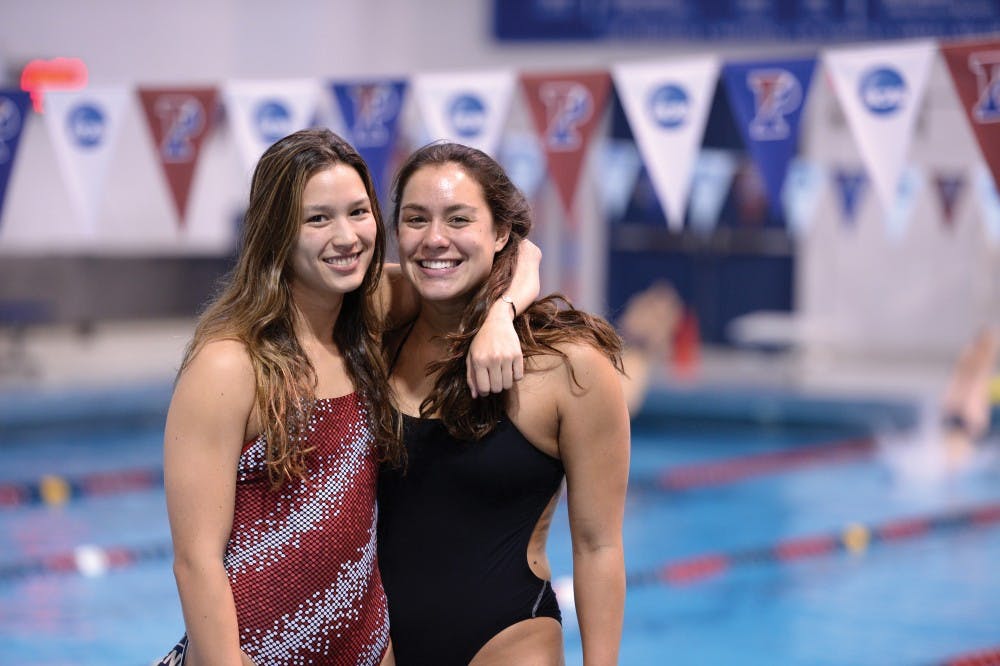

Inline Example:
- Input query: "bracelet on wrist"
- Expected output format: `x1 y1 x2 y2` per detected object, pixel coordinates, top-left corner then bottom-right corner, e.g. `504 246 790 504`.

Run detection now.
499 295 517 317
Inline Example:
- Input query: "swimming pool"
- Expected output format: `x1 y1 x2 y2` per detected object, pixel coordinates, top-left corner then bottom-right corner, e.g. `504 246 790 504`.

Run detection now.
1 384 998 665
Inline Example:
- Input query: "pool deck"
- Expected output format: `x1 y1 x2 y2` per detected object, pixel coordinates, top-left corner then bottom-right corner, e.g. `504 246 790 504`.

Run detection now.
0 318 957 407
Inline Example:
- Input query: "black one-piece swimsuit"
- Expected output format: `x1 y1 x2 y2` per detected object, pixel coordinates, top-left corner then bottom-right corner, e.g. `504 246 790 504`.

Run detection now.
377 412 564 665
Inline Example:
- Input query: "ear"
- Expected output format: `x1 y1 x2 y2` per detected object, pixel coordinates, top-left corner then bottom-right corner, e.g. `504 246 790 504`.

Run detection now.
493 227 510 253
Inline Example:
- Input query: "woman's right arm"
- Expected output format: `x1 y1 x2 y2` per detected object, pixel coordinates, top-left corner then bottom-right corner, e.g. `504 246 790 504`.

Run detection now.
163 339 256 666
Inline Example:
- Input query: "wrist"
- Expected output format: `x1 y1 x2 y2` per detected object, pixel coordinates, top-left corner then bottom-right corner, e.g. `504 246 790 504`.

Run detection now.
499 294 517 318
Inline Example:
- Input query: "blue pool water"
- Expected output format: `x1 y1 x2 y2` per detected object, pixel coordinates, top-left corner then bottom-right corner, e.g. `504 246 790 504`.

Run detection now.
1 386 998 665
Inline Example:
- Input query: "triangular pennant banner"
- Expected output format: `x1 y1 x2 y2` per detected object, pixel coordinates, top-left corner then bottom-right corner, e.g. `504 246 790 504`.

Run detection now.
223 80 321 176
973 163 1000 244
823 41 935 210
598 139 642 221
138 87 219 227
885 165 923 241
43 88 130 235
521 71 611 218
330 79 407 202
688 149 738 235
412 70 515 156
722 57 816 213
498 131 546 201
612 56 720 231
781 158 826 237
0 89 31 227
833 167 868 226
940 38 1000 194
932 170 967 229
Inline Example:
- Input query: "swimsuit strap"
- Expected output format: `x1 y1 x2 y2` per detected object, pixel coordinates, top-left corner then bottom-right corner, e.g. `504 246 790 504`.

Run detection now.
388 321 417 373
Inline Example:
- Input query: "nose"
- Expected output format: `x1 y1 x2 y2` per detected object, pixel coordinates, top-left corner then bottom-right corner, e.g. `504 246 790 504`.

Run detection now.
328 217 359 249
422 219 450 249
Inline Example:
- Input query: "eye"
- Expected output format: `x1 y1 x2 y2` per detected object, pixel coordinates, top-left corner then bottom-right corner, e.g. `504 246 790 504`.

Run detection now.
350 207 370 218
404 215 427 226
305 214 327 224
449 215 471 226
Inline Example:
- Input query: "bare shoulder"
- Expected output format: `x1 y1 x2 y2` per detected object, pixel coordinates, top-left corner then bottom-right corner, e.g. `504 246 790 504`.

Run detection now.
525 341 621 394
180 338 254 384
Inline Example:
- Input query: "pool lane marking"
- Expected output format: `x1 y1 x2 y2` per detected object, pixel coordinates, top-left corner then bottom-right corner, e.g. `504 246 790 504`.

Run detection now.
625 500 1000 587
0 467 164 507
943 644 1000 665
4 500 999 584
644 436 876 492
0 435 877 508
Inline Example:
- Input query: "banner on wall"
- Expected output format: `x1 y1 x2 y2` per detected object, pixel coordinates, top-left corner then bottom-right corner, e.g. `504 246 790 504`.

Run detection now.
941 37 1000 193
411 70 516 156
932 170 967 229
223 80 321 177
973 163 1000 243
330 79 407 201
688 149 738 235
721 57 815 214
833 167 868 227
43 88 130 235
612 56 719 231
823 40 935 211
521 70 611 219
138 87 219 228
0 89 31 227
885 165 923 241
781 158 826 236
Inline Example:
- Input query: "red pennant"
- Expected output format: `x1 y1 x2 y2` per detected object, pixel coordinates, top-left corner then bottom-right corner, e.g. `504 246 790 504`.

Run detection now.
138 87 218 227
941 38 1000 194
520 71 610 219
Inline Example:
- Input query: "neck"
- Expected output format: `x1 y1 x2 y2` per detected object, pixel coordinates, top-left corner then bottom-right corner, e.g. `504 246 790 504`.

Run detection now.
291 291 344 349
414 297 468 340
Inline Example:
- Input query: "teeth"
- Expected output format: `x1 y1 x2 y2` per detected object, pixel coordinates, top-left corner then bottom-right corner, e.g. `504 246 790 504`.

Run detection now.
420 260 459 269
324 254 358 266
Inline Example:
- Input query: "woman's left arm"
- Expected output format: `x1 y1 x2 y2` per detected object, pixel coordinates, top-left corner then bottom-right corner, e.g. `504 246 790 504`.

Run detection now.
558 344 630 666
467 239 542 397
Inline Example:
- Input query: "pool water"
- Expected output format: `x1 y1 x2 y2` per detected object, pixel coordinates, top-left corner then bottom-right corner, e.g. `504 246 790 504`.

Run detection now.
1 390 998 665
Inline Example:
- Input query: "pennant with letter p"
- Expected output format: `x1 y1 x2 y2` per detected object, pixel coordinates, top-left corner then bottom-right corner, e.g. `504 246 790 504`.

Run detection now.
43 87 129 235
941 37 1000 194
330 79 407 201
823 41 935 211
0 89 31 228
613 56 720 231
521 70 611 219
223 79 321 177
139 87 219 227
722 57 816 213
412 70 515 156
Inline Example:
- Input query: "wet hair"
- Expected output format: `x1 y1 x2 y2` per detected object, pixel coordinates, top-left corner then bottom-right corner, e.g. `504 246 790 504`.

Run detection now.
389 142 623 442
182 128 401 486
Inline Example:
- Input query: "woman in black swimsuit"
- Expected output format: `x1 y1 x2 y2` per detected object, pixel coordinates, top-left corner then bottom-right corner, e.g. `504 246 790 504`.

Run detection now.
378 142 630 665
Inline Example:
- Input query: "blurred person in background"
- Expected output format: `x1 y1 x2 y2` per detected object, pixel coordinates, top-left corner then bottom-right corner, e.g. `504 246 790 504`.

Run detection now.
617 281 683 416
377 142 629 665
157 129 539 666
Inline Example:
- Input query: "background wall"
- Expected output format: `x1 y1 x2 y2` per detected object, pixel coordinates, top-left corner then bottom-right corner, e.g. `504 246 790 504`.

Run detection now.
2 0 996 361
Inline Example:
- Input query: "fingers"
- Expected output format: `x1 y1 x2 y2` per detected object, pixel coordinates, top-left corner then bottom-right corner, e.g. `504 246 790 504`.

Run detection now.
467 357 522 397
467 360 479 399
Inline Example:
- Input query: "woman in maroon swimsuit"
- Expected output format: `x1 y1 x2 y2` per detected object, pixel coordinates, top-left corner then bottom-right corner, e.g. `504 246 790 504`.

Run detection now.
158 129 539 665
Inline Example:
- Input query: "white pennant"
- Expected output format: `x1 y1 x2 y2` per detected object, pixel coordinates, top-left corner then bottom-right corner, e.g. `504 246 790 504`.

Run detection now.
822 40 934 211
781 158 827 237
613 56 720 231
411 70 516 156
973 162 1000 244
885 165 924 241
43 88 130 235
222 79 321 176
688 149 738 235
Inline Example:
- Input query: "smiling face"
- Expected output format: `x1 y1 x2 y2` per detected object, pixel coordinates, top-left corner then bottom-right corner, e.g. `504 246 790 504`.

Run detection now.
396 162 509 309
288 163 378 306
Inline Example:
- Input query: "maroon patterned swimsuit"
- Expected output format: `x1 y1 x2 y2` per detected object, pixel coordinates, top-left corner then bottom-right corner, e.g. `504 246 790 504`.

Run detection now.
158 392 389 665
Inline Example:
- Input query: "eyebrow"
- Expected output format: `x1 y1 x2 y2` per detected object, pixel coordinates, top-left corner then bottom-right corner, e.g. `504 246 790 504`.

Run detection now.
400 203 477 215
303 199 370 214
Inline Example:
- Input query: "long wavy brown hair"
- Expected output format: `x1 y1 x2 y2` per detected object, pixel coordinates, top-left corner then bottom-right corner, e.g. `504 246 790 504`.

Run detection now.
389 142 624 442
181 128 400 486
